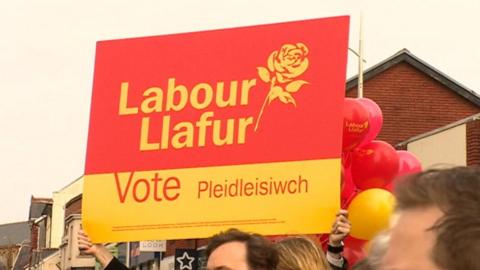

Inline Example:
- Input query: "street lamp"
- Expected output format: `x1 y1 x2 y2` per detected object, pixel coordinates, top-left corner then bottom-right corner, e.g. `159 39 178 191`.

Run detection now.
349 13 367 99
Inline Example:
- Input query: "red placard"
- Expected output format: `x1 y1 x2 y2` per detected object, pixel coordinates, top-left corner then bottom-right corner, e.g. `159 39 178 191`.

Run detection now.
86 16 349 174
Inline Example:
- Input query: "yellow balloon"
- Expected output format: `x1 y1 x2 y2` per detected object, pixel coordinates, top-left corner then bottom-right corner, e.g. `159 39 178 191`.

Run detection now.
347 188 396 240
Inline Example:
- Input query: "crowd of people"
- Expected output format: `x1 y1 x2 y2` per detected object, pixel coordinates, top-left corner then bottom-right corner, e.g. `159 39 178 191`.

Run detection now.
78 166 480 270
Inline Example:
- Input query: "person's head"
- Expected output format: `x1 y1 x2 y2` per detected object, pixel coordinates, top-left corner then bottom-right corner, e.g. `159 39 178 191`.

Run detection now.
275 236 330 270
381 166 480 270
206 228 278 270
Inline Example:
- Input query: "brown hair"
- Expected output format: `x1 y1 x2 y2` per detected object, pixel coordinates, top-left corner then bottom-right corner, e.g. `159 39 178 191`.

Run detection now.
394 166 480 270
206 228 278 270
275 236 331 270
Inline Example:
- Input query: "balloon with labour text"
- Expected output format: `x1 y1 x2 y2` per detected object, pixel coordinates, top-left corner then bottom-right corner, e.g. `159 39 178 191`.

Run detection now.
342 98 370 152
357 98 383 147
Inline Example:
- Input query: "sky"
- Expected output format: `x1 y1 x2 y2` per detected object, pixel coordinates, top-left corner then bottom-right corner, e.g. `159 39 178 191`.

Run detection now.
1 0 479 224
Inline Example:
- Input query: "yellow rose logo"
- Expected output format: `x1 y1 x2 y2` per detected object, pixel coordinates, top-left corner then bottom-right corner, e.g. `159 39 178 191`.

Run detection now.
255 43 310 131
269 43 309 83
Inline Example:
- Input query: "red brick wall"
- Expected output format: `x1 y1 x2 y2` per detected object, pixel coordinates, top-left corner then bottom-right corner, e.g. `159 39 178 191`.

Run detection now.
30 225 38 251
467 119 480 166
65 196 82 218
165 239 196 257
347 62 480 146
196 238 210 248
164 238 210 257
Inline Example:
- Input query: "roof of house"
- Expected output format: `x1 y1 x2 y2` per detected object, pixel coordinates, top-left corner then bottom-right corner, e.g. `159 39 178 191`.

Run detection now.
0 221 30 247
53 175 83 194
397 112 480 147
346 49 480 107
29 196 53 220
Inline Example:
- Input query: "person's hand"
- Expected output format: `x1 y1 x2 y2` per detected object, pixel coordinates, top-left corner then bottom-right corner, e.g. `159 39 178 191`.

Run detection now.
329 209 351 246
78 230 113 267
78 230 101 255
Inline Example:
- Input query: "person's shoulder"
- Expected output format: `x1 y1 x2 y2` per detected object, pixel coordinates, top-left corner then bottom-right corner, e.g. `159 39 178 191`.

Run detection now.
105 257 129 270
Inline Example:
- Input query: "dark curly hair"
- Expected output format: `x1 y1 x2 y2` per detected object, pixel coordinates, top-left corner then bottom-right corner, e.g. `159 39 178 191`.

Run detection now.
206 228 278 270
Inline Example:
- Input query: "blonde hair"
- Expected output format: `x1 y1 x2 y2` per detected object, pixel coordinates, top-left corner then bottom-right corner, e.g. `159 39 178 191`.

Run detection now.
275 236 331 270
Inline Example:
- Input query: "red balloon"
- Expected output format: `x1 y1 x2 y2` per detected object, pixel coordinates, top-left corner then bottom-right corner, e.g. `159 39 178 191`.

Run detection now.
341 167 357 207
343 236 367 267
341 154 357 207
383 181 394 192
384 151 422 192
358 98 383 147
351 140 400 190
343 98 370 152
317 234 330 250
396 150 422 177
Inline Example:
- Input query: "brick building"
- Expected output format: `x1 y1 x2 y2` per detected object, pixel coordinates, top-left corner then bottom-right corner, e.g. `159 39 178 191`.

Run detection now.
59 195 96 270
346 49 480 166
28 197 57 269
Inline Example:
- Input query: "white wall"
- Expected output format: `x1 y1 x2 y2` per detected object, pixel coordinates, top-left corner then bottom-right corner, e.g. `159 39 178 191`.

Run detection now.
408 124 466 168
51 177 84 248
